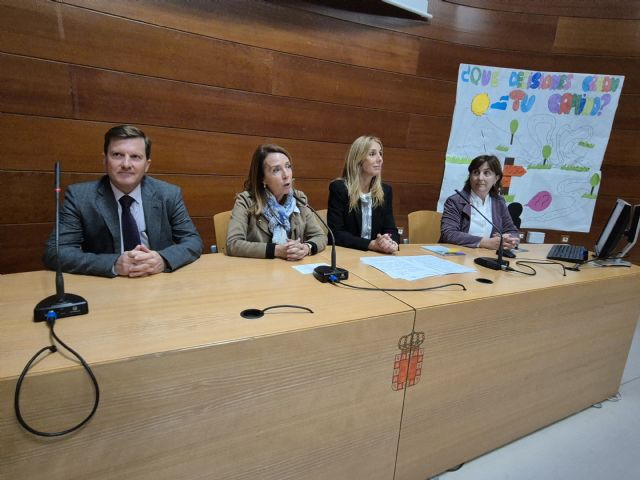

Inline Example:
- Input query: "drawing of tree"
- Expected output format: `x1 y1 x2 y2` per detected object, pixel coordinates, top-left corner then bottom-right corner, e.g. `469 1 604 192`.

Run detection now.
510 119 519 145
542 144 552 165
590 173 601 195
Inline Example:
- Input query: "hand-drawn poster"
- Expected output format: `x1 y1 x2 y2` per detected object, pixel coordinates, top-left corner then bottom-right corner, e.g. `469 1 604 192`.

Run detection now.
438 64 624 232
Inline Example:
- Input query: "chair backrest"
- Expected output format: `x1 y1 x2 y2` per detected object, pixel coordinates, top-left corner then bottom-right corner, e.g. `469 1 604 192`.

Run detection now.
507 202 523 229
408 210 442 244
213 211 232 254
315 209 329 235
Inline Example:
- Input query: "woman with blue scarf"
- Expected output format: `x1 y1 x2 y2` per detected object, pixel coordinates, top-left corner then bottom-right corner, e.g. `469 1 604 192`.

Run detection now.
226 144 327 260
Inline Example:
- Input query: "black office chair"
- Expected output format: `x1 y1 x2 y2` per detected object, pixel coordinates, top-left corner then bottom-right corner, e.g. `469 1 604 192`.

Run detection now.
508 202 523 229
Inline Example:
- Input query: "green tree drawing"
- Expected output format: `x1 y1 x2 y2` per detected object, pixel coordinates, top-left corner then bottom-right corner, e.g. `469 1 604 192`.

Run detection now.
590 173 601 195
542 144 552 165
510 119 519 145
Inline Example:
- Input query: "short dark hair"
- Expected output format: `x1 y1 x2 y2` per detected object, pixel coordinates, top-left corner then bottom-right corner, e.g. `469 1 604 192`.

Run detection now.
103 125 151 158
464 154 503 196
244 144 292 215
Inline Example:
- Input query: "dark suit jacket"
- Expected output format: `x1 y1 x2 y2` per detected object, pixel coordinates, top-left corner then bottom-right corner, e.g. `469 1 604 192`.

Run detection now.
327 179 399 251
439 189 519 247
43 175 203 277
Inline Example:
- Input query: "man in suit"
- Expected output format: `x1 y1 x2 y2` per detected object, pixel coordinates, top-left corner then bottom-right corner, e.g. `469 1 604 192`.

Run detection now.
43 125 203 277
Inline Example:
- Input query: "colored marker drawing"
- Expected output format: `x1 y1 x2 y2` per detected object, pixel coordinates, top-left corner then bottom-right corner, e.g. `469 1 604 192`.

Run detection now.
516 171 601 231
526 191 552 212
439 64 623 232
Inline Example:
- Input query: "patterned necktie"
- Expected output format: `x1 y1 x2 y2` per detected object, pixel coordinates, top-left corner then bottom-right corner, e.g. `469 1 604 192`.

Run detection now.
119 195 141 251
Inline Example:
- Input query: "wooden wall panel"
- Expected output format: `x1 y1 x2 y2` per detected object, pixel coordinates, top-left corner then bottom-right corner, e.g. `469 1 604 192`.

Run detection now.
57 0 640 93
63 0 422 75
282 0 559 53
1 171 67 224
1 0 453 113
554 18 640 56
164 175 245 218
0 114 110 173
417 38 640 95
599 165 640 199
0 224 53 274
553 17 640 57
193 217 214 251
443 0 640 19
0 54 419 148
407 0 559 47
271 54 456 116
606 130 640 167
0 171 243 224
592 194 640 233
1 0 639 273
0 113 440 184
406 115 452 151
0 0 274 94
282 0 640 96
0 114 265 177
392 182 441 216
70 65 413 147
0 54 73 117
613 95 640 129
0 171 245 223
383 149 445 185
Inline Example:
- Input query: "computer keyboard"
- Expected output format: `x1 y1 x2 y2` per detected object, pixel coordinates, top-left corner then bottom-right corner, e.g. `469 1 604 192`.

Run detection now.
547 244 589 263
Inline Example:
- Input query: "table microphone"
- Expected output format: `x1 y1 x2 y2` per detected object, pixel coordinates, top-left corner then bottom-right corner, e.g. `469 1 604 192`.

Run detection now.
292 190 349 283
34 162 89 322
454 189 510 271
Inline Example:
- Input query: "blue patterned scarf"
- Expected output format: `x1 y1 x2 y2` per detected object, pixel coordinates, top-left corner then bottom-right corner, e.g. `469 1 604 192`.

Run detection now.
263 190 298 244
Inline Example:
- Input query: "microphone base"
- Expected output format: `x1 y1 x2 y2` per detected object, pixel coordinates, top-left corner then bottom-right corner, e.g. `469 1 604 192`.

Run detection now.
34 293 89 322
474 257 510 271
313 265 349 283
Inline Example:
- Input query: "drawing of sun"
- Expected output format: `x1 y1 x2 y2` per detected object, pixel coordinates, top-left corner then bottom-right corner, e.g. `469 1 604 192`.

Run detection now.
471 93 490 116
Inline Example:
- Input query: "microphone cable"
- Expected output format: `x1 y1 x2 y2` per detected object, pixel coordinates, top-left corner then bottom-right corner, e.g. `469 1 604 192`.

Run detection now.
14 310 100 437
504 259 568 276
330 280 467 292
569 253 631 271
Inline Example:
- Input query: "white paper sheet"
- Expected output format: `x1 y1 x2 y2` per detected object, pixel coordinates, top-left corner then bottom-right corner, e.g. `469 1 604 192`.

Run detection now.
360 255 476 281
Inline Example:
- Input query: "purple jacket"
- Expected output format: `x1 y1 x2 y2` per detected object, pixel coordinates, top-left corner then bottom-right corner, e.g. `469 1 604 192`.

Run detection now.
439 191 519 247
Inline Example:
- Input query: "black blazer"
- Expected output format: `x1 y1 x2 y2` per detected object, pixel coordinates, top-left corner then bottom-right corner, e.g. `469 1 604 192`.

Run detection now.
327 179 399 251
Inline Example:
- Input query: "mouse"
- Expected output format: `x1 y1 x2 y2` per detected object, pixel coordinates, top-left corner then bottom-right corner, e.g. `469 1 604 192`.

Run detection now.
498 248 516 258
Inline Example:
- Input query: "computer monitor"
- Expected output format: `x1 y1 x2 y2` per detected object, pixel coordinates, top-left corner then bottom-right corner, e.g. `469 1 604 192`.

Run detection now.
620 204 640 258
593 199 638 266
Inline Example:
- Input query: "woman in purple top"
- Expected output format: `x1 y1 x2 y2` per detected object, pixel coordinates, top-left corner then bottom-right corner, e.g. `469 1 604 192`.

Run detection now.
440 155 519 250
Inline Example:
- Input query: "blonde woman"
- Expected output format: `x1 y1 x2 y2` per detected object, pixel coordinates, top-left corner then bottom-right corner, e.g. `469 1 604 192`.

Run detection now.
327 136 399 253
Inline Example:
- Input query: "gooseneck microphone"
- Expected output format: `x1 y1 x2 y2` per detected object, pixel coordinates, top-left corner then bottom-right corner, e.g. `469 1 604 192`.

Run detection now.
17 163 98 437
454 189 509 271
292 190 349 283
34 162 89 321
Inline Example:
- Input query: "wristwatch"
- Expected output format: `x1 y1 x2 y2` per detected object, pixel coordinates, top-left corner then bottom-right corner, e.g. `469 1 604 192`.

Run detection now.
304 242 313 256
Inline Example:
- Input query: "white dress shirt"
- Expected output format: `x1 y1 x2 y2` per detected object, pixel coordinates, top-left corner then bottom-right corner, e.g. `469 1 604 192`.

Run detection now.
468 191 493 241
359 192 373 240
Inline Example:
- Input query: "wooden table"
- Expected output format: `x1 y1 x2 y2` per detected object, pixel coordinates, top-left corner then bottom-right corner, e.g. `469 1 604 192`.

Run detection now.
1 245 638 480
0 254 414 480
326 243 640 479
